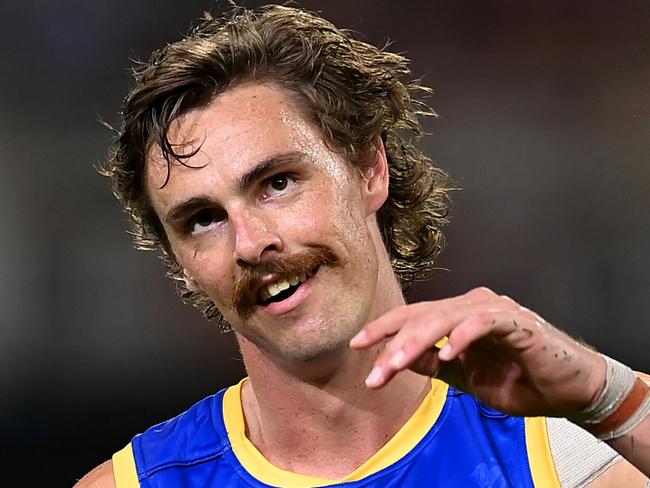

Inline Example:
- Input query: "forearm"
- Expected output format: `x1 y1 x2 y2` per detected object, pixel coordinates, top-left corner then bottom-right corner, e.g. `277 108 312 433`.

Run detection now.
566 359 650 479
607 384 650 477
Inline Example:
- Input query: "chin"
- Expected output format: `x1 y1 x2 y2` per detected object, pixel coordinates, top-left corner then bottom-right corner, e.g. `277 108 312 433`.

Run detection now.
263 316 362 364
233 293 372 363
277 339 346 363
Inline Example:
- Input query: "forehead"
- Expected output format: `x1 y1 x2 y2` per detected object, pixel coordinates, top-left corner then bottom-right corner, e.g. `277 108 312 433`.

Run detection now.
145 83 331 208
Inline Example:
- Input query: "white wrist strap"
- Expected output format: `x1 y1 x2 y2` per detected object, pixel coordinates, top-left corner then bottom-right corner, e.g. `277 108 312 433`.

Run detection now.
569 354 650 441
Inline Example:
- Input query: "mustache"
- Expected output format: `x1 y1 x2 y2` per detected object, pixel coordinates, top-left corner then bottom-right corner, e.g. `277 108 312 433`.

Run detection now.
231 245 340 319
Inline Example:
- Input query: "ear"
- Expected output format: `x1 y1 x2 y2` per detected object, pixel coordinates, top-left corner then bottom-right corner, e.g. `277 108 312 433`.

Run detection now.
361 136 389 216
182 269 201 293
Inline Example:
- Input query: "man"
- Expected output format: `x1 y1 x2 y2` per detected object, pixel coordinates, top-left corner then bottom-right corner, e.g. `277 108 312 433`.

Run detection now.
78 5 650 487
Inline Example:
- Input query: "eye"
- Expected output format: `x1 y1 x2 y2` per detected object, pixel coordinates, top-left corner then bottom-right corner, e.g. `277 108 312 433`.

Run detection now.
263 173 296 198
186 208 226 235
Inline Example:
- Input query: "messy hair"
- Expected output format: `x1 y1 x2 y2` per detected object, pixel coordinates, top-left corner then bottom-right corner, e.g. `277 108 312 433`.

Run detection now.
102 4 454 329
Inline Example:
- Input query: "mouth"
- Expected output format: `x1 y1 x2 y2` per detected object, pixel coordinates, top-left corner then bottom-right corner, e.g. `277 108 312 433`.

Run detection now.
256 266 319 315
233 246 339 319
258 267 318 304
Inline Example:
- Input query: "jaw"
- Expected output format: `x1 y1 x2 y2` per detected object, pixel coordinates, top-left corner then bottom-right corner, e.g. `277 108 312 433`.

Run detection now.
230 250 403 370
237 308 358 364
235 328 374 386
231 273 370 367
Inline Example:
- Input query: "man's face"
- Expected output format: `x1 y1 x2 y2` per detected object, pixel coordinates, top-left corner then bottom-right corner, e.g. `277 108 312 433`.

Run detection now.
145 83 388 363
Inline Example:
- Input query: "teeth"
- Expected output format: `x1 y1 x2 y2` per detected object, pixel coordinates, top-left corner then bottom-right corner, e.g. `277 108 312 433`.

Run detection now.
267 282 281 297
260 270 316 302
260 288 271 301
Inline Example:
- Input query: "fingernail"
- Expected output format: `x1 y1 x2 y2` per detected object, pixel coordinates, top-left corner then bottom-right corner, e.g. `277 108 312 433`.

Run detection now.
350 330 367 347
439 344 453 361
390 350 405 368
365 366 384 388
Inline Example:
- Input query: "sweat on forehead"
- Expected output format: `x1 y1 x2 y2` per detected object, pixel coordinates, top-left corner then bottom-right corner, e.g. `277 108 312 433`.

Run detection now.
144 82 329 190
143 83 356 226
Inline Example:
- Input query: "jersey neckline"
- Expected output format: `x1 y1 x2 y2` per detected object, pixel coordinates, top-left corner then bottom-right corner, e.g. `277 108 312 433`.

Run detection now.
222 377 449 487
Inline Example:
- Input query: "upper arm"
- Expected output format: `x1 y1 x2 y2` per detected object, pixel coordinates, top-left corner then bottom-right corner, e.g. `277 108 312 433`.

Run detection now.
584 459 648 488
74 460 116 488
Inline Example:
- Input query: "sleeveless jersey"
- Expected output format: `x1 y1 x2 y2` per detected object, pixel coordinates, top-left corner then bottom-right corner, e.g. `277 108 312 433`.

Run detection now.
112 379 561 487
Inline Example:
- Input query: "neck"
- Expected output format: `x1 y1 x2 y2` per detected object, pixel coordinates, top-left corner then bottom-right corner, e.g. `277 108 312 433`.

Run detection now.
237 262 430 479
240 342 430 479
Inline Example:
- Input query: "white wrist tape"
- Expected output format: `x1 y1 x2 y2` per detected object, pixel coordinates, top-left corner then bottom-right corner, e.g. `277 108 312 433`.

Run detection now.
569 354 650 441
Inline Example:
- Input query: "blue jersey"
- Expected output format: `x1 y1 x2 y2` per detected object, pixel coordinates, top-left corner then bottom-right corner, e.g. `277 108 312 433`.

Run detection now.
112 379 561 487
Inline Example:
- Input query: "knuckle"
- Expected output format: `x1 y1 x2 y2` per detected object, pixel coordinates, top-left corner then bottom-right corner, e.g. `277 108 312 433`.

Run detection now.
469 311 492 328
400 334 426 354
374 350 394 369
428 309 451 328
466 286 497 300
385 337 405 355
498 294 518 308
386 328 416 352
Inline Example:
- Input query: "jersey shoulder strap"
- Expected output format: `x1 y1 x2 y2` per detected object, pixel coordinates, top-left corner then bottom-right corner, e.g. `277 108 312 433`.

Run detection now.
112 387 231 487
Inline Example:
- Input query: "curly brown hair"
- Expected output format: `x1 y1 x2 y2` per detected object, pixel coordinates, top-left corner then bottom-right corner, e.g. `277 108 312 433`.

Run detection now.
102 4 454 329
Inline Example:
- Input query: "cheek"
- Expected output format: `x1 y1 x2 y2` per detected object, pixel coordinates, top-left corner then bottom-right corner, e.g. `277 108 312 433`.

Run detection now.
315 173 364 225
279 186 336 238
315 185 376 274
330 188 369 245
183 248 234 297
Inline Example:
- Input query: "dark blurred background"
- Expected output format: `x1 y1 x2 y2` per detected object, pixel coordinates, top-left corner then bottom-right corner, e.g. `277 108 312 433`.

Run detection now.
1 0 648 485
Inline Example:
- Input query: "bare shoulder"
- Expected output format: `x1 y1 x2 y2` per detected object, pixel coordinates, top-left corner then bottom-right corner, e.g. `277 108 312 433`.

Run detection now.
585 458 648 487
74 460 116 488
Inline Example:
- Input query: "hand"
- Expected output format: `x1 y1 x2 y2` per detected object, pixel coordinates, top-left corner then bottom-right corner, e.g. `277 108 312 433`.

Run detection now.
350 287 607 417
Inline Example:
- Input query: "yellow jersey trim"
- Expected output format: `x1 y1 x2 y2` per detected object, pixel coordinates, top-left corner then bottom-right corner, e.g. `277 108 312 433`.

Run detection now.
112 443 140 488
525 417 562 488
223 378 449 487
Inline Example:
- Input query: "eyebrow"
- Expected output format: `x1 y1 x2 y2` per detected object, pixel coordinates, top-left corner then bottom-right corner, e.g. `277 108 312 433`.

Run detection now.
235 150 305 194
163 150 307 225
164 196 216 225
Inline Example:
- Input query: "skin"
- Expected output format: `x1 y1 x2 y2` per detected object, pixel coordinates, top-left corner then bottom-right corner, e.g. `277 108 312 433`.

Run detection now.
75 461 115 488
145 82 430 477
150 83 399 369
75 82 649 486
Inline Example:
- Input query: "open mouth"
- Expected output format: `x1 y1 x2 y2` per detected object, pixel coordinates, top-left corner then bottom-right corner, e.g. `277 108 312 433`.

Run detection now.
258 267 318 306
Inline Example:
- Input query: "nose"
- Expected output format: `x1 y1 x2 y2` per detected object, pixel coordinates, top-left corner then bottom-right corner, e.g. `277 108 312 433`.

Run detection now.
231 209 283 265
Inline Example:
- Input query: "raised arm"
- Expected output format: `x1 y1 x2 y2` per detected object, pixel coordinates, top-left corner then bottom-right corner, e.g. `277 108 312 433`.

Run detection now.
350 287 650 479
